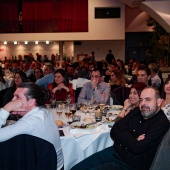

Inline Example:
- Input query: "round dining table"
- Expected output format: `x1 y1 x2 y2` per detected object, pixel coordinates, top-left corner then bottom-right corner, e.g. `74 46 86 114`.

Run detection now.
50 108 113 170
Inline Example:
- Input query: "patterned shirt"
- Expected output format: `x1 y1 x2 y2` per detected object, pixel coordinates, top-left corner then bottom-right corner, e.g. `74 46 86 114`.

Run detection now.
78 81 111 105
162 103 170 121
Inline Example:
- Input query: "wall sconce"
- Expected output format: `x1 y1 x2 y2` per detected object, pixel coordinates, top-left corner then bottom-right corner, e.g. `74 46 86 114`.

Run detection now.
25 41 28 44
35 41 38 44
14 41 17 45
4 41 7 45
46 41 49 44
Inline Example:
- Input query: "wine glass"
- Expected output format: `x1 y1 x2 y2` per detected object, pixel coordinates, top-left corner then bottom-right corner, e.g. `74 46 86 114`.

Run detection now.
65 105 72 123
66 94 72 104
56 104 62 118
70 103 77 115
50 93 56 108
83 106 88 119
87 106 95 118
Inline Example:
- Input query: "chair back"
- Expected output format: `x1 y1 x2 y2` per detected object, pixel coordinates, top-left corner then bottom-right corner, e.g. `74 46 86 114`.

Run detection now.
110 91 121 105
0 134 57 170
75 87 82 103
150 130 170 170
0 88 8 107
112 86 130 105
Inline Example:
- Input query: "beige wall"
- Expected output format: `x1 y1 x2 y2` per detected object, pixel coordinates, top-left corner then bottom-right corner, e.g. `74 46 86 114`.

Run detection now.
0 42 59 60
0 40 125 61
125 5 152 32
74 40 125 61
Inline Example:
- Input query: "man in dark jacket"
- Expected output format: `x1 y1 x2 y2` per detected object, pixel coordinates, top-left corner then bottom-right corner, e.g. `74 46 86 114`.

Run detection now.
71 87 170 170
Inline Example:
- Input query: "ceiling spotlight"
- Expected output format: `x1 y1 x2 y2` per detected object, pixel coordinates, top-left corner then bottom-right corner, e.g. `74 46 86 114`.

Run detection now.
25 41 28 44
14 41 17 45
46 41 49 44
35 41 38 44
4 41 7 45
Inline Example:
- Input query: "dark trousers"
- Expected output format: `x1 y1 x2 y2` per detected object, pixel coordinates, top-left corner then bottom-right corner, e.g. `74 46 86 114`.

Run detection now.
71 146 135 170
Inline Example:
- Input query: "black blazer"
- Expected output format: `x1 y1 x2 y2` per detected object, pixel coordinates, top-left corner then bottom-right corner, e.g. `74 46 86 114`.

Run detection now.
0 134 57 170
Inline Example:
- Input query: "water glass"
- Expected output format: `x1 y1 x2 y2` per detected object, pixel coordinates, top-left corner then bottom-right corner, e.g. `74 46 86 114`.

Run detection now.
95 111 102 122
72 115 81 122
56 104 62 118
70 103 77 115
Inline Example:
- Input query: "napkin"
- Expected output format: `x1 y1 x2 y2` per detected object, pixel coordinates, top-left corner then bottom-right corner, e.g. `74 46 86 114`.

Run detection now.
70 124 110 150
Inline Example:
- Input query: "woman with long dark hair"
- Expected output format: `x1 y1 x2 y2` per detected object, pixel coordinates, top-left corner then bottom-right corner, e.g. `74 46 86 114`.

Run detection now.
3 70 28 106
47 69 75 103
115 82 147 121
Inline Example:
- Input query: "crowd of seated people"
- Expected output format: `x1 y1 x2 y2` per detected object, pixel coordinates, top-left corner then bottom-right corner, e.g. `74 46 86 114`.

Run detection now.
0 53 169 169
0 56 167 106
0 56 166 106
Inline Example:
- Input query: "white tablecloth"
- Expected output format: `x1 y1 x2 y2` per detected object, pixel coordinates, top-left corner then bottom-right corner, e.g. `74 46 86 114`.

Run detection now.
61 128 113 170
50 108 113 170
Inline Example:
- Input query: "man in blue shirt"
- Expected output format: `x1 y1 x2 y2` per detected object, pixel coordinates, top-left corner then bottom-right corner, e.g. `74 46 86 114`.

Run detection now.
35 64 54 89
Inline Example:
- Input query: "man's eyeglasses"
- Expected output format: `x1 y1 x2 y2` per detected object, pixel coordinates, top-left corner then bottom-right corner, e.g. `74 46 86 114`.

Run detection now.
91 75 101 78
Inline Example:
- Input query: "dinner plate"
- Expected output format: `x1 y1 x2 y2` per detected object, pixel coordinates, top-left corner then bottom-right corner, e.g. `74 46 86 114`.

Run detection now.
110 105 123 110
104 105 112 109
56 123 68 128
70 121 97 132
103 117 116 126
107 109 120 116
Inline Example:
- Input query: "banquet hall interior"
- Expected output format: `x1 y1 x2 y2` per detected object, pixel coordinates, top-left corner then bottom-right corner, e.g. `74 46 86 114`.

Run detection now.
0 0 170 170
0 0 169 64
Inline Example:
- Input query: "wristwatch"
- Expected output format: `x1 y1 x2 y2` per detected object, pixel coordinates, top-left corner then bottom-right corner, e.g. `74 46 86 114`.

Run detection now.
94 87 97 91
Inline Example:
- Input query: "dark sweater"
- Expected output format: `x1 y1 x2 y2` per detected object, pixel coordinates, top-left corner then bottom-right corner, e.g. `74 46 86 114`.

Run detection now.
111 107 170 170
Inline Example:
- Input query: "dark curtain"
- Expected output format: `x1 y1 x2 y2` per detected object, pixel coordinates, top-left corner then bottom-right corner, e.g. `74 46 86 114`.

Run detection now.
0 1 18 33
22 0 88 33
22 0 54 33
54 0 88 32
0 0 88 33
